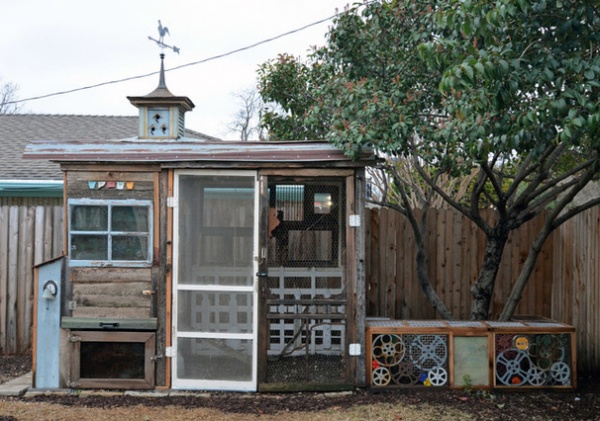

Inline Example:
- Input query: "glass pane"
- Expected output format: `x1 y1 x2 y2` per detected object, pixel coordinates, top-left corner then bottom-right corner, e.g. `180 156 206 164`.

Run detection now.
112 235 148 261
314 193 332 214
71 205 108 231
112 206 149 232
178 175 255 286
177 290 253 333
71 234 107 260
80 342 145 379
177 338 252 381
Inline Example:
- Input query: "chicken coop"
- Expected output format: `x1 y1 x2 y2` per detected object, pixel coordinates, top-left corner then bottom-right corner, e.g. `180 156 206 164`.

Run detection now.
27 57 376 392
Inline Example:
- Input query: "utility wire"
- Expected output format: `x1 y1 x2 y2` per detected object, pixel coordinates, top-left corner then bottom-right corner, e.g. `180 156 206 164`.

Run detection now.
5 11 346 106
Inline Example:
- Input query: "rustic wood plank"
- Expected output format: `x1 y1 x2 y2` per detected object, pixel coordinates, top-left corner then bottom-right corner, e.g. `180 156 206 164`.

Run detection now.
394 208 405 319
7 206 19 353
21 206 36 353
364 208 373 315
164 169 175 387
67 182 155 200
72 282 152 308
258 169 353 177
34 207 45 267
352 170 367 386
0 206 9 352
437 208 448 316
385 207 397 318
71 307 152 319
70 267 152 283
367 208 379 317
61 164 161 174
61 317 157 330
377 209 388 317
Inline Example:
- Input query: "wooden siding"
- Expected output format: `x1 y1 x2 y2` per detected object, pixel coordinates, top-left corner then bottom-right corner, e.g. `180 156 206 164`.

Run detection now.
0 204 63 354
70 267 153 319
66 171 155 201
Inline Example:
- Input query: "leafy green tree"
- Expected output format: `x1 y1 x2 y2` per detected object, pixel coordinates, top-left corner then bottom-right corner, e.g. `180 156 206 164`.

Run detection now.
258 0 600 320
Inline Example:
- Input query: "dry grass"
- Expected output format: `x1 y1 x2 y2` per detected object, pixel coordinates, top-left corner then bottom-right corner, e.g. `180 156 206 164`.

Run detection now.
0 400 475 421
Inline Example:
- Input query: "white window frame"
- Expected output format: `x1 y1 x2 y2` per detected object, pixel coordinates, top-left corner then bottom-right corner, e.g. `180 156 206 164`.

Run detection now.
68 198 153 267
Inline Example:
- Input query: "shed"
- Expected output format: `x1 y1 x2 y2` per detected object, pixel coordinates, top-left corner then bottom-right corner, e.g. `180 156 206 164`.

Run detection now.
25 55 376 392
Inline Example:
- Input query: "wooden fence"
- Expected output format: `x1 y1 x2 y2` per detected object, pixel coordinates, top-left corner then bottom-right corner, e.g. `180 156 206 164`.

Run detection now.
551 206 600 374
1 201 598 372
0 201 63 354
365 206 600 373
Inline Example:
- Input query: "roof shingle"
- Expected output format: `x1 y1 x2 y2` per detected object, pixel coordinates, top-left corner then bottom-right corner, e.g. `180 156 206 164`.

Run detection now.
0 114 217 180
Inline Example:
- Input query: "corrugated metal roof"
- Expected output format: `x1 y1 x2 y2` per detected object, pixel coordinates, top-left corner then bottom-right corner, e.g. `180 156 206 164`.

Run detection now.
0 180 63 197
23 139 375 164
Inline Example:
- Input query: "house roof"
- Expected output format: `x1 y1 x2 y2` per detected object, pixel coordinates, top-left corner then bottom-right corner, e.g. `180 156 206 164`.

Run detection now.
0 114 218 181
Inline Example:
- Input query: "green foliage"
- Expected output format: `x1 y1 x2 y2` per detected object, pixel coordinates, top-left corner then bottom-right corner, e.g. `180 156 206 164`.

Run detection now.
421 0 600 158
258 53 330 140
258 0 600 319
259 0 600 167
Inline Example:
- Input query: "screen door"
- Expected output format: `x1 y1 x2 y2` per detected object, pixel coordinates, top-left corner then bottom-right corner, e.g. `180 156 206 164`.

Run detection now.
172 170 258 391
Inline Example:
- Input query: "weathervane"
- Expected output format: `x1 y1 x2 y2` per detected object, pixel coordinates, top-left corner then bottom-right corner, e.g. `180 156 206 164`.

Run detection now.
148 20 180 54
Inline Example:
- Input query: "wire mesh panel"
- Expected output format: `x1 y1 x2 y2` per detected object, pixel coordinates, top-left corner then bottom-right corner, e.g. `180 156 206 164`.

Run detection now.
264 179 348 387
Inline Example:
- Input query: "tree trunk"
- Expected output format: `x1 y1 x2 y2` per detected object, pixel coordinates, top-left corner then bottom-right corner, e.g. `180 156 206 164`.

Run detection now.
396 185 453 320
416 242 454 320
470 231 509 320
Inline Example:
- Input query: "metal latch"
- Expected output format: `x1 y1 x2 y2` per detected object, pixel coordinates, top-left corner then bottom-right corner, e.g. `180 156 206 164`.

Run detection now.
151 354 164 362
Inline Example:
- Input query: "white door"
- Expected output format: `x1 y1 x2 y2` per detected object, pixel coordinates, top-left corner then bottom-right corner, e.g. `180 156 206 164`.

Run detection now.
172 170 258 391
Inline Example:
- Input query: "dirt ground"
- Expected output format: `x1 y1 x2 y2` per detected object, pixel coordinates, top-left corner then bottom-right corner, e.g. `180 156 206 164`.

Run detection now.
1 354 599 420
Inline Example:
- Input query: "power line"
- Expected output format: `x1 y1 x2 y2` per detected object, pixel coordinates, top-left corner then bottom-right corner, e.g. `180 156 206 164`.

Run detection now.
5 11 344 106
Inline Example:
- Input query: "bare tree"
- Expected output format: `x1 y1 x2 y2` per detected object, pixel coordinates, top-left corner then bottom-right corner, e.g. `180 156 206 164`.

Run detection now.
0 79 23 114
227 88 266 141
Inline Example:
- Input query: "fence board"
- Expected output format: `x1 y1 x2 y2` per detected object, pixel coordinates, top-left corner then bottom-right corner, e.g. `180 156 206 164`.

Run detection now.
7 207 19 354
0 207 9 352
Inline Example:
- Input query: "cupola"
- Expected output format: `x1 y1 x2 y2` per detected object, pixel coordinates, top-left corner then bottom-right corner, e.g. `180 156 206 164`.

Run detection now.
127 53 194 140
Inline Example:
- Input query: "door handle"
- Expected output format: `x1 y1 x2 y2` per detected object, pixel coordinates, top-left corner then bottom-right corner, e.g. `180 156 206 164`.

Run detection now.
256 272 268 277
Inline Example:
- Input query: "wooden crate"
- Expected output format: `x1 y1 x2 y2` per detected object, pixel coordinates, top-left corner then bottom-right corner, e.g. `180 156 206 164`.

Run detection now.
366 319 576 389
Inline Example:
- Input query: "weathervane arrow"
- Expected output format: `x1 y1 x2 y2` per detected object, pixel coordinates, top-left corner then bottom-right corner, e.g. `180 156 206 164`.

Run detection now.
148 20 180 54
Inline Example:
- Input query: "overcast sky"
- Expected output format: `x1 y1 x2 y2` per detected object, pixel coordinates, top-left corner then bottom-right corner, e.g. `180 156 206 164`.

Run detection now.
1 0 351 139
